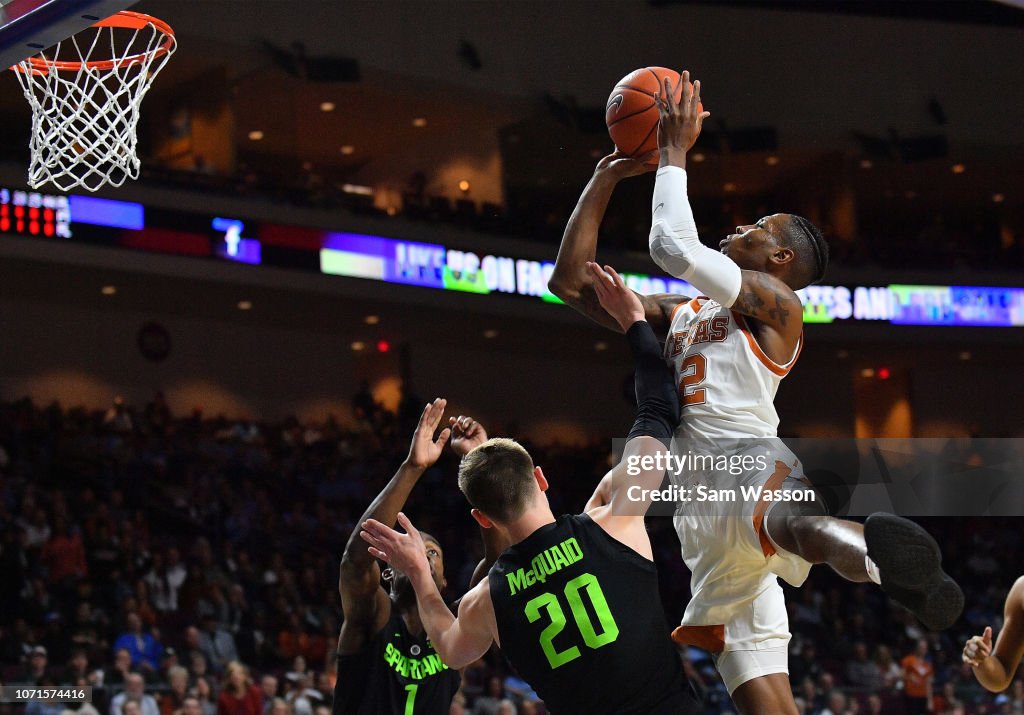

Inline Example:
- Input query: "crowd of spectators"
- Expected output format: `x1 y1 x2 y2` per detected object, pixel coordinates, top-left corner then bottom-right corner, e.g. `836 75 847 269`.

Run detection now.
0 393 1020 715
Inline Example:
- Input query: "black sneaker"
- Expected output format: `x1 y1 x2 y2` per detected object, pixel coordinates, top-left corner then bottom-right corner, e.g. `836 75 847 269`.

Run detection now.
864 513 964 631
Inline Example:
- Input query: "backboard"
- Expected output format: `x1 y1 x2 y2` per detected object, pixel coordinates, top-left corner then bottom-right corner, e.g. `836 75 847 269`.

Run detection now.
0 0 135 69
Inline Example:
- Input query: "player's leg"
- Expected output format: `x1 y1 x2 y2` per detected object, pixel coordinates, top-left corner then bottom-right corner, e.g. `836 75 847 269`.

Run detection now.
764 508 871 582
730 674 799 715
714 646 799 715
765 507 964 630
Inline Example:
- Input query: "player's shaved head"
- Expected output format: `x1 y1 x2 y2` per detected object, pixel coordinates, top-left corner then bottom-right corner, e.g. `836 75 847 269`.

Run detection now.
458 438 536 523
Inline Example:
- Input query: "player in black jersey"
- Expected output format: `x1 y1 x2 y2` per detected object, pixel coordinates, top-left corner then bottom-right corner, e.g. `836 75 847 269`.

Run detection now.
360 264 701 715
334 399 498 715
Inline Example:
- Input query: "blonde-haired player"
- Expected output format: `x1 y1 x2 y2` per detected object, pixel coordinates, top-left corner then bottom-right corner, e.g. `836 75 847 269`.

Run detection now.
550 70 964 715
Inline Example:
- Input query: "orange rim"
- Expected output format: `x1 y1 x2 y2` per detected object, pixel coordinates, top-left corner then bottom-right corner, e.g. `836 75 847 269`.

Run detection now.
14 10 174 74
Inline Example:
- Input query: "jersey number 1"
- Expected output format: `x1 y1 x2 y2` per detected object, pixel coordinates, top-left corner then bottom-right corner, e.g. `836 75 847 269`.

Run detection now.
680 353 707 406
523 572 620 669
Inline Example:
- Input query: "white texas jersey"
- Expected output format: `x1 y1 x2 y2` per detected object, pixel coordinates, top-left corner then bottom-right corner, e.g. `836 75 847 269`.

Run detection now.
664 296 801 439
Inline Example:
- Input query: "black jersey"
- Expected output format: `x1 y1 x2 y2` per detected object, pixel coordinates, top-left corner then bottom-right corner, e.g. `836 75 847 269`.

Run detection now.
488 514 697 715
333 609 460 715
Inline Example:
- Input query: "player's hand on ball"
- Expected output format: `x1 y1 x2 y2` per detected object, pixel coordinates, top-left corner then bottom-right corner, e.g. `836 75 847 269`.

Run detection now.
406 398 451 470
450 415 488 457
586 262 645 332
962 626 993 666
655 70 710 155
595 150 657 180
361 513 428 577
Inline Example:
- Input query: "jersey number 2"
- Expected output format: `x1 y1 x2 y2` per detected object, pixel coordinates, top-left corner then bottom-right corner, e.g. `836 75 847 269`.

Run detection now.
523 572 620 670
680 353 707 406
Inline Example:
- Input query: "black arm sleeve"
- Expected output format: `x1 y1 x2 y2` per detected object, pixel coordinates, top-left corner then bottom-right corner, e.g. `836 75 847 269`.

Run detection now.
625 320 680 444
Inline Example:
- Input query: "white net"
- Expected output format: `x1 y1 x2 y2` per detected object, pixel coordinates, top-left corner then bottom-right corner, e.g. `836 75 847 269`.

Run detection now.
12 13 176 192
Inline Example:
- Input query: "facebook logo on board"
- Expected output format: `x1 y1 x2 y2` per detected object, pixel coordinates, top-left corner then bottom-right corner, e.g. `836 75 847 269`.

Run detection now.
213 217 261 265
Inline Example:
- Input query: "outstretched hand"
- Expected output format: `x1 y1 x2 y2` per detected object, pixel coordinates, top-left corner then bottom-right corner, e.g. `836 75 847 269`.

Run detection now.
360 512 429 578
586 262 645 332
406 398 452 470
656 70 710 159
963 626 993 667
450 415 488 457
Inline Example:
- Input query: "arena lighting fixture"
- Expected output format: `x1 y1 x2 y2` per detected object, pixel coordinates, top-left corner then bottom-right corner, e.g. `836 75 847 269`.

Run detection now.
992 193 1005 203
237 300 252 311
860 368 875 378
247 130 264 141
340 145 355 155
101 285 116 296
765 155 780 166
412 117 427 127
691 152 705 163
594 341 608 352
364 315 380 325
340 183 373 196
483 329 498 339
350 341 365 352
859 159 873 169
723 182 736 192
320 101 335 112
951 163 966 174
458 180 470 193
959 351 972 361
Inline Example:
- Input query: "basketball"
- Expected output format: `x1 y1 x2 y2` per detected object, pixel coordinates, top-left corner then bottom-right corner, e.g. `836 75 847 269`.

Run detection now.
605 67 702 161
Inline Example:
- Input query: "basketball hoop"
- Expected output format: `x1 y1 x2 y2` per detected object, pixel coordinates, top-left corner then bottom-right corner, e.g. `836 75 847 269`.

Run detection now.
11 11 176 192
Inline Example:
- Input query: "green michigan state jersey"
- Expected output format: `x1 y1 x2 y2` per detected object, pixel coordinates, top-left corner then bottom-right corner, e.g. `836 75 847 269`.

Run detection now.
488 514 698 714
333 609 460 715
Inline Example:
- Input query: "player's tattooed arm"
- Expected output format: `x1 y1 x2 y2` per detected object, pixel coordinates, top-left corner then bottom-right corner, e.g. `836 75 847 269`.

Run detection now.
730 270 804 360
338 399 452 653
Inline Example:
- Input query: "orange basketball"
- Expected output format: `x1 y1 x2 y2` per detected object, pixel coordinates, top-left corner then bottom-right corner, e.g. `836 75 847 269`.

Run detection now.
605 67 701 161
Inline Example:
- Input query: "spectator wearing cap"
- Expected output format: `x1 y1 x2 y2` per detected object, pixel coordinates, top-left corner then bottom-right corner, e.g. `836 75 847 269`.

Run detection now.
18 645 50 685
216 662 262 715
197 617 238 675
109 673 159 715
113 613 162 673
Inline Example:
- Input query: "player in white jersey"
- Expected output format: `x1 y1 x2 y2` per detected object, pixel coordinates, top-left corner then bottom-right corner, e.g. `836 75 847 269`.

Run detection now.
550 71 964 715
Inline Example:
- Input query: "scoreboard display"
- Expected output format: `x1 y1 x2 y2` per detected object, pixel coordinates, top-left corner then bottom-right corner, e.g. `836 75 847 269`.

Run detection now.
4 186 1023 329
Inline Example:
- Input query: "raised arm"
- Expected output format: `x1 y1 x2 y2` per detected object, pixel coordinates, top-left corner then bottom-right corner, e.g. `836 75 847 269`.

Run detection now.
583 263 680 558
361 513 495 669
549 152 686 339
964 576 1024 692
337 398 452 654
648 71 802 359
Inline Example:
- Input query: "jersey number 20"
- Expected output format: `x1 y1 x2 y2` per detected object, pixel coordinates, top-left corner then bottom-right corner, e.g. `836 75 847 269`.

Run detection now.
523 572 620 669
